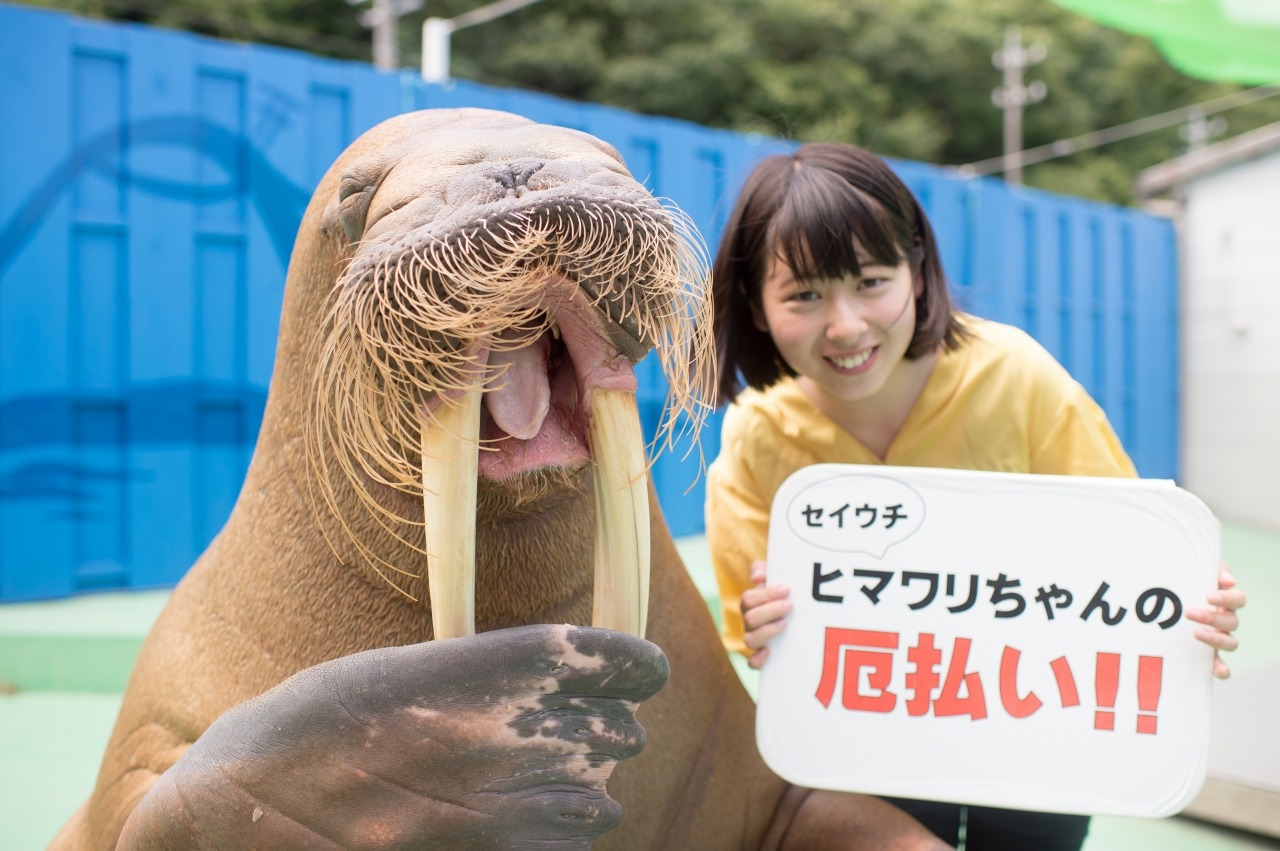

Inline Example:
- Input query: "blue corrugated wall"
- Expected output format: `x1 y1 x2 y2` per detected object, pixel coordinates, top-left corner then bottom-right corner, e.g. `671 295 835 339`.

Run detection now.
0 4 1179 601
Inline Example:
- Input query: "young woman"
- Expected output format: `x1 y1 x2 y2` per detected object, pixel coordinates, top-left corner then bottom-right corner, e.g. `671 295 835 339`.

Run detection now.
705 142 1245 851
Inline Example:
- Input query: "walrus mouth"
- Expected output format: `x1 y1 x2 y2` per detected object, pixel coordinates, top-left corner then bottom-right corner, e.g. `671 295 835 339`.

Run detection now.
307 193 714 640
421 283 652 639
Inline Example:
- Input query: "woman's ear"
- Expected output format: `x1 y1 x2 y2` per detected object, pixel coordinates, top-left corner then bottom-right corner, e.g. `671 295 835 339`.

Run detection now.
750 301 769 333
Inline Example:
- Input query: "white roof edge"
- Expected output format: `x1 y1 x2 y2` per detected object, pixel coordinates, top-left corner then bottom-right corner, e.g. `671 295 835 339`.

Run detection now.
1135 121 1280 198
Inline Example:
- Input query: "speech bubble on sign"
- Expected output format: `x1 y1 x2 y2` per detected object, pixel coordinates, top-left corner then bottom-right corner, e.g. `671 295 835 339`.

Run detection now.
785 473 925 557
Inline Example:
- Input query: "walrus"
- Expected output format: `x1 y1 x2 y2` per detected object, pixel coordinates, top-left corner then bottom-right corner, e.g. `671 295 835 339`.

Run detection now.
51 108 948 850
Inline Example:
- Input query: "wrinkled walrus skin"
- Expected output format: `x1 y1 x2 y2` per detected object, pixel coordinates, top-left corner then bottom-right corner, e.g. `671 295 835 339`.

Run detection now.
51 109 949 851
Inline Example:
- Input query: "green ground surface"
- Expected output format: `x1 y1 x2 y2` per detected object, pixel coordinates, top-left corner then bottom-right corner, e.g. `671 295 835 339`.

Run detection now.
2 521 1276 850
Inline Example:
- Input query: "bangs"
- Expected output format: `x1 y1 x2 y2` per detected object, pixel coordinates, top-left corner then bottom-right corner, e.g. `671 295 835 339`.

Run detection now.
767 167 908 282
712 141 967 405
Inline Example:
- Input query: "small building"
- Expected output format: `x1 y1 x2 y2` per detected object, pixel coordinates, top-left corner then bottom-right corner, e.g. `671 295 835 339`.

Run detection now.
1138 125 1280 840
1138 122 1280 535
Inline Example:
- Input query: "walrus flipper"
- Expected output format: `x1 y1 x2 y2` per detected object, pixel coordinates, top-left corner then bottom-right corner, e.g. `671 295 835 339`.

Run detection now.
117 625 668 849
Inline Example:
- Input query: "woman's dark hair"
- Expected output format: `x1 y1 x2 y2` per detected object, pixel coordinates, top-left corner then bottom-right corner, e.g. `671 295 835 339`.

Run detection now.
712 142 966 405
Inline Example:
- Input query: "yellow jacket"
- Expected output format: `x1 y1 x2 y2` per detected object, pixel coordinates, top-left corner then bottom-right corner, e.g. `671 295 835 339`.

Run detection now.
706 317 1137 655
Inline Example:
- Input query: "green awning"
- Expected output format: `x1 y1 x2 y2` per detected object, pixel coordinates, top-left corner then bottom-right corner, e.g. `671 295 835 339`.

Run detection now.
1051 0 1280 85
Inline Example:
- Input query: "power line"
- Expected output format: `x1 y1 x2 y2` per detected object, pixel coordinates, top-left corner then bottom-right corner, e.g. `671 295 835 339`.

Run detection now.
957 83 1280 177
451 0 544 31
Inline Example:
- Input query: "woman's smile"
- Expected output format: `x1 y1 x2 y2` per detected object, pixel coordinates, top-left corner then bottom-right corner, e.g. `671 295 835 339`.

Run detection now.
827 347 877 373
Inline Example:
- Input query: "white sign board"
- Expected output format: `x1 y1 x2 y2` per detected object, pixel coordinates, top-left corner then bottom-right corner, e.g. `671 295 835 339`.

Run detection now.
756 465 1218 817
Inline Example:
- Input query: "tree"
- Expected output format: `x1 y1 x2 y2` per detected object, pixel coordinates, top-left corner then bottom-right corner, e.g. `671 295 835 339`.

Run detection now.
18 0 1280 204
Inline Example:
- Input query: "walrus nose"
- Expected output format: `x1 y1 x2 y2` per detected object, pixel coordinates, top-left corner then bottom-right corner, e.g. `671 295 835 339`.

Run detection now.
490 160 545 197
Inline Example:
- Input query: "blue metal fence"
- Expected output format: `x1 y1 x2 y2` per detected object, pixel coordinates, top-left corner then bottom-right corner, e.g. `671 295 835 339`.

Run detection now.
0 4 1178 601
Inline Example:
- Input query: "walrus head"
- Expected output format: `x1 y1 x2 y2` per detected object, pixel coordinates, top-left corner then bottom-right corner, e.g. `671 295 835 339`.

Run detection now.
298 109 714 638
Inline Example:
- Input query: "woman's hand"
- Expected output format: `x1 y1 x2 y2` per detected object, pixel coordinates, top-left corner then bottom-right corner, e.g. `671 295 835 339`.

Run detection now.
1185 562 1246 679
740 560 793 670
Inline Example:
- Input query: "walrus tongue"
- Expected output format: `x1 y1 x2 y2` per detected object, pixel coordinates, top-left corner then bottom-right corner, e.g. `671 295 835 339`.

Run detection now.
484 342 550 440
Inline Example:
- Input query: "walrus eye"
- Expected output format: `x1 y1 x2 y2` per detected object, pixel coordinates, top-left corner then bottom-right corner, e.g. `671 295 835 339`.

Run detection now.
337 180 376 244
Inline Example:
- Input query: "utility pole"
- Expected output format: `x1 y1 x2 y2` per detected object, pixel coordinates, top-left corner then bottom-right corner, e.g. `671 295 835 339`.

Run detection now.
351 0 424 71
1179 106 1227 152
422 0 545 84
991 25 1046 185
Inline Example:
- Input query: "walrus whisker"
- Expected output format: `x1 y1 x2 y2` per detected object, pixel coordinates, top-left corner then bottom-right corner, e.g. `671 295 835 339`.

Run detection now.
305 427 425 590
312 371 427 532
322 481 427 574
311 486 424 598
307 191 715 604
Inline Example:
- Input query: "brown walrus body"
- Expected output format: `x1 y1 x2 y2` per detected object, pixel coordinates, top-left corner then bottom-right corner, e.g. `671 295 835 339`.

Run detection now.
51 109 946 850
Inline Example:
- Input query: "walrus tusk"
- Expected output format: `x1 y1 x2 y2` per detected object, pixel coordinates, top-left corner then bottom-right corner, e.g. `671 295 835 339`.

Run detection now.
589 389 651 638
422 381 482 639
424 382 649 640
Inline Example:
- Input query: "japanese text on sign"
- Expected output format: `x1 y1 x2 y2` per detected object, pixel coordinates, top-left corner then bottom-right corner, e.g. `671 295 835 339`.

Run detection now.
808 565 1182 629
815 627 1165 734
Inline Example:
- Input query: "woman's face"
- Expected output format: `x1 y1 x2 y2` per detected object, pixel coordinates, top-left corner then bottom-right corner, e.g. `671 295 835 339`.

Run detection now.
756 247 921 406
